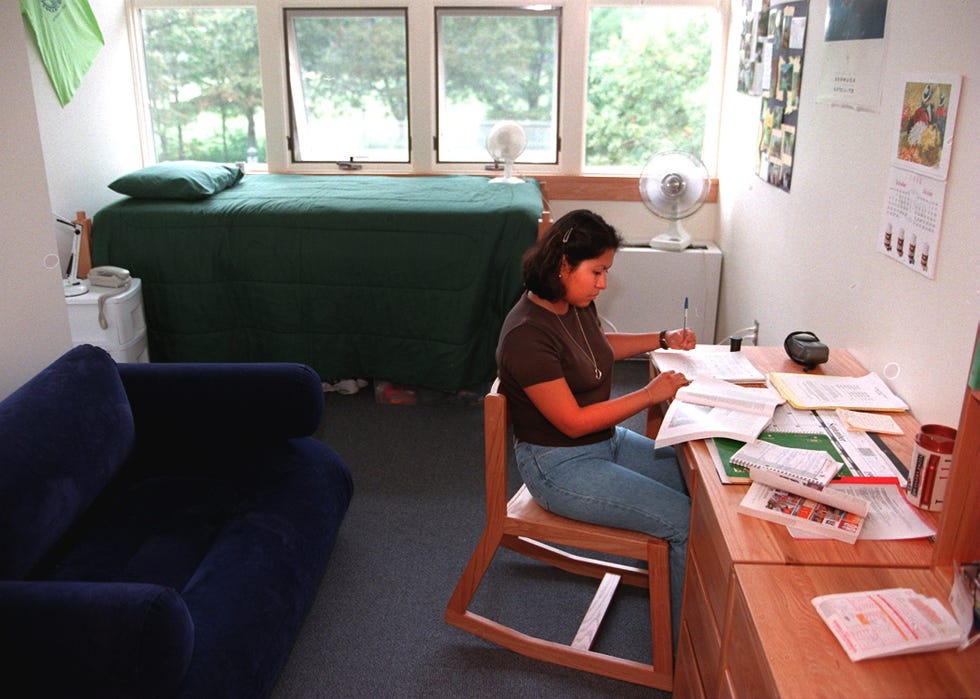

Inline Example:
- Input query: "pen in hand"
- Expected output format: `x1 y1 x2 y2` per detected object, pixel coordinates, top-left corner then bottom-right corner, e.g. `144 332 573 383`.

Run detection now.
683 296 689 336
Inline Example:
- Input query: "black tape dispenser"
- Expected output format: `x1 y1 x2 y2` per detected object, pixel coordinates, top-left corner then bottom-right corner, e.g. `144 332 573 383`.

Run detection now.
784 331 829 370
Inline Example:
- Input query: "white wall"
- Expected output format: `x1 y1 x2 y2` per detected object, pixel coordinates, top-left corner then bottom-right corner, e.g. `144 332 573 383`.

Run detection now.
28 0 141 266
5 0 976 427
0 2 73 399
714 0 978 426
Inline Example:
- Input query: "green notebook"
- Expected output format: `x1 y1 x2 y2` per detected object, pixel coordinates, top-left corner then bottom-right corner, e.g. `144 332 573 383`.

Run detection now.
711 431 852 484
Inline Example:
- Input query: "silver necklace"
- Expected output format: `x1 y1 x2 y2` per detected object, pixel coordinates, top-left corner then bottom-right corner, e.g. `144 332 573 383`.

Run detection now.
555 306 602 381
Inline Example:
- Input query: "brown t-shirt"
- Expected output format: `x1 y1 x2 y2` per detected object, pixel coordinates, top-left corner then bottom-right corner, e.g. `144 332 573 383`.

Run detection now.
496 292 614 446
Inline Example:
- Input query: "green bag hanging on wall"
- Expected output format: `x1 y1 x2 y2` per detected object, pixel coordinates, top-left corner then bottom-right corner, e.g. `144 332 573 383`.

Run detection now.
21 0 104 107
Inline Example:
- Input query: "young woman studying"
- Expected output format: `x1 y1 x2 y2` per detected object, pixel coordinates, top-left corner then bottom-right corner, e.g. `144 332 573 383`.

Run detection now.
495 209 696 643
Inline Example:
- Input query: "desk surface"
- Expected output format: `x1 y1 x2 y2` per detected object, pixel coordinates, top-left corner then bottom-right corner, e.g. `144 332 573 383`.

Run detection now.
665 346 938 568
733 564 980 698
664 346 976 699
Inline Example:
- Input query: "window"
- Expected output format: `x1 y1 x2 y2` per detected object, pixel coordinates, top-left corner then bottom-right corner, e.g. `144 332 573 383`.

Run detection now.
586 6 719 169
138 7 264 164
130 2 725 177
435 7 560 164
285 9 410 163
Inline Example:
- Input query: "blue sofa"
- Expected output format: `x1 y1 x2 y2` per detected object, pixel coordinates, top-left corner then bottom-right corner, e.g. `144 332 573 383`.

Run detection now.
0 345 353 698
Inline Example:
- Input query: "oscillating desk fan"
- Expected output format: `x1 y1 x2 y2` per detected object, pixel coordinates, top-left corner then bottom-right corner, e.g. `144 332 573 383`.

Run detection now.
639 150 710 251
485 121 527 184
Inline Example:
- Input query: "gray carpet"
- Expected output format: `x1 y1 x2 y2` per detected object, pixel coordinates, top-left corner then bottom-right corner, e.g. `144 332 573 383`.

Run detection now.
270 360 671 698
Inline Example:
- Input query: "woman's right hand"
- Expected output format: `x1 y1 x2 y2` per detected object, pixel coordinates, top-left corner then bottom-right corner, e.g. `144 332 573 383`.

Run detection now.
644 370 689 405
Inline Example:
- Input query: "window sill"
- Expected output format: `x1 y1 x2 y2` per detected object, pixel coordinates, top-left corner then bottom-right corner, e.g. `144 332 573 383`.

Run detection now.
247 168 718 205
538 174 718 203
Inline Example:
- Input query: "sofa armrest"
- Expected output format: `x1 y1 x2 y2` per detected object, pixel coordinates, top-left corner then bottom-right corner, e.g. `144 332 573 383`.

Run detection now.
0 581 193 698
118 361 324 442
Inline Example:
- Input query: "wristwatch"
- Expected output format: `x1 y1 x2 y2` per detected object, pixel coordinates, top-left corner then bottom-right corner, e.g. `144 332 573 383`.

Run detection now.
659 330 669 350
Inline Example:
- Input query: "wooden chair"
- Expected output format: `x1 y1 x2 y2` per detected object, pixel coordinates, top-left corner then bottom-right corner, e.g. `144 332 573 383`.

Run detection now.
445 380 673 689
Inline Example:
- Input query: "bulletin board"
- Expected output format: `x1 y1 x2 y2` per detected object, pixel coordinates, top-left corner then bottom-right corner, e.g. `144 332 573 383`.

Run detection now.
756 0 809 192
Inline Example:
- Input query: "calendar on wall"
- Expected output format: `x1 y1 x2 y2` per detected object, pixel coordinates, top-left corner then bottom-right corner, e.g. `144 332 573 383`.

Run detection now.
877 73 961 279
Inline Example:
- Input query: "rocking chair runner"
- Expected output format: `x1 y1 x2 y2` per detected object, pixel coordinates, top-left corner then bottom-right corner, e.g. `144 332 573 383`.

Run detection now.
445 380 673 690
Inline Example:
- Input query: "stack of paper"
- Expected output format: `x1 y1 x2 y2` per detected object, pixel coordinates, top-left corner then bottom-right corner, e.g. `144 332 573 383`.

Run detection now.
769 372 909 411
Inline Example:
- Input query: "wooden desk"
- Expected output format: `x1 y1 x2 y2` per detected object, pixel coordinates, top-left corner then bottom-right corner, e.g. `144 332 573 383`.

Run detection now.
727 565 980 699
652 347 975 698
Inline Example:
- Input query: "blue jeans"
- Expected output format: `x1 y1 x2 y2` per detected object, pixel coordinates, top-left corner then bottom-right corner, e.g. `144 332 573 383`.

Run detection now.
514 426 690 646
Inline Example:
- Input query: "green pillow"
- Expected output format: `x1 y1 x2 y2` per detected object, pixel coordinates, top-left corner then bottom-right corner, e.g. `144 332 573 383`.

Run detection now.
108 161 244 200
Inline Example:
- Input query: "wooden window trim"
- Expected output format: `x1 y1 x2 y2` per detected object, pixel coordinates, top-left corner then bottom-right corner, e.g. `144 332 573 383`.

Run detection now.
539 175 718 203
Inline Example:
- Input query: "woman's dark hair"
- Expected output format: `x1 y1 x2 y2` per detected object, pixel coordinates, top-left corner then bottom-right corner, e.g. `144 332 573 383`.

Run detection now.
522 209 623 301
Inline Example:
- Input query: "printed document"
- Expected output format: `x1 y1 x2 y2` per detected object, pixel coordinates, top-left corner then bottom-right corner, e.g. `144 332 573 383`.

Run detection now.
812 588 964 661
769 372 909 411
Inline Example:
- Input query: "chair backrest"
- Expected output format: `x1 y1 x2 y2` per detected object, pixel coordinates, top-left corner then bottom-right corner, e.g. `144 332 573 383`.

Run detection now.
483 378 511 524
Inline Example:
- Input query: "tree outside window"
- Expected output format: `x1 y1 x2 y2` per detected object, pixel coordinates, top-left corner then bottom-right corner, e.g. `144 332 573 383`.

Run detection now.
140 8 264 164
587 7 716 168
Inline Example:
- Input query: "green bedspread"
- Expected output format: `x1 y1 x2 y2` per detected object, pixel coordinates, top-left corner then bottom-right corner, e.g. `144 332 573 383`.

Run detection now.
92 174 542 392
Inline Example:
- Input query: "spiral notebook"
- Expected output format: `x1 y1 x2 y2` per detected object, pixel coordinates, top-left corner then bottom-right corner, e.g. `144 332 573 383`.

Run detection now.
729 440 844 487
710 430 852 484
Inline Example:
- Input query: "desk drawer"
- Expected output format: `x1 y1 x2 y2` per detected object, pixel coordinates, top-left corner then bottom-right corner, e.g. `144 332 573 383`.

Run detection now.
673 620 706 699
685 549 722 698
690 484 733 629
724 577 778 699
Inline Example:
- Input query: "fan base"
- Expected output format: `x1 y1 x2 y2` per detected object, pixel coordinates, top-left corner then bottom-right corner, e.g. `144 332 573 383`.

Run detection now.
488 176 525 185
649 231 692 252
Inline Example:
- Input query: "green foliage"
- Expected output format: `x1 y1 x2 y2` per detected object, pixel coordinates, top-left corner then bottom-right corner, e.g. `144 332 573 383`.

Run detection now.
292 12 408 121
586 9 713 166
138 7 712 168
440 12 557 121
142 8 264 163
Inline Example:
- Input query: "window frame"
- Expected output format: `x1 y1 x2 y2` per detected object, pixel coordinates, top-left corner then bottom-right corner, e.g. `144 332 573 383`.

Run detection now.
433 5 562 167
283 7 412 165
127 0 727 184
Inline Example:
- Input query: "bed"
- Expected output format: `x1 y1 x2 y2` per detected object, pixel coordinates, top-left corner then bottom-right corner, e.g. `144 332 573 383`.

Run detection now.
91 172 543 392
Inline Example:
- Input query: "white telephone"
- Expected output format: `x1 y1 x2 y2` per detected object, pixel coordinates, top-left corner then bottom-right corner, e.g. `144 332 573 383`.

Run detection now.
88 265 131 288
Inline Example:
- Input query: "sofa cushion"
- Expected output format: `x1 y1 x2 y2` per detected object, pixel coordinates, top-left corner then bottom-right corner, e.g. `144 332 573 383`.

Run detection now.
0 581 194 698
0 345 134 578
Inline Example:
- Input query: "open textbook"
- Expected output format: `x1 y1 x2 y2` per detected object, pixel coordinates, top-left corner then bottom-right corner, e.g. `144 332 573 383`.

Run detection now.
651 347 765 384
812 587 966 661
654 377 783 447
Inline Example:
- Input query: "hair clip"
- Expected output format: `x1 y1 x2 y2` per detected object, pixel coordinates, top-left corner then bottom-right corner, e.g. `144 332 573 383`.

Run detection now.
561 228 572 244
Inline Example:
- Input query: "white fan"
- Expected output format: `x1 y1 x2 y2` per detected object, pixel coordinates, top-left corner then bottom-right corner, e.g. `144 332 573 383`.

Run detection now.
639 150 710 251
485 121 527 184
